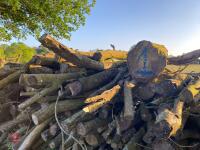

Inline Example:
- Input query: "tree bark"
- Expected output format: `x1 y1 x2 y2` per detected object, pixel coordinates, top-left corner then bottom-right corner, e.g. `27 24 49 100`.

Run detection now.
19 72 85 88
30 55 60 69
123 127 145 150
168 49 200 65
32 99 85 125
39 34 104 71
65 68 118 96
77 118 107 136
18 72 84 110
0 70 23 89
18 118 51 150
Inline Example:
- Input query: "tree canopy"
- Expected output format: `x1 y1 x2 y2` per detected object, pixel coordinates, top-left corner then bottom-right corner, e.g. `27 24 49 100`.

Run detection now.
0 0 96 41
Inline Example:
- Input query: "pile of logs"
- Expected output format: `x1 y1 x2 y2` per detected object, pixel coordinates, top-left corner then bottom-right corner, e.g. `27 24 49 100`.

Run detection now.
0 34 200 150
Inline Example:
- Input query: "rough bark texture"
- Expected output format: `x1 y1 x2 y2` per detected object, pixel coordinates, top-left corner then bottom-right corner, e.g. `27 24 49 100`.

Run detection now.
66 68 118 96
39 34 104 71
32 99 84 125
168 49 200 65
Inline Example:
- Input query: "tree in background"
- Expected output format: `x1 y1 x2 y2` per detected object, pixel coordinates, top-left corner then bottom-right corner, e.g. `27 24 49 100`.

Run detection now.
0 0 96 41
1 43 36 63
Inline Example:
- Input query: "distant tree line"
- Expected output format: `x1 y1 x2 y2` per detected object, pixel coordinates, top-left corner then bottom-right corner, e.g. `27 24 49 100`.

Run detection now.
0 43 49 63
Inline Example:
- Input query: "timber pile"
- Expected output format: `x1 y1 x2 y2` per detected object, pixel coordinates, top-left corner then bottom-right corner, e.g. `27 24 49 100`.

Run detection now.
0 34 200 150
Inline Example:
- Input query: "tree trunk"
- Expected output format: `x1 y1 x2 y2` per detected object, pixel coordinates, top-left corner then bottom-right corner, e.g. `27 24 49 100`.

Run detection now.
18 118 51 150
39 34 104 71
32 99 85 125
19 72 85 88
168 49 200 65
66 68 118 96
0 70 23 89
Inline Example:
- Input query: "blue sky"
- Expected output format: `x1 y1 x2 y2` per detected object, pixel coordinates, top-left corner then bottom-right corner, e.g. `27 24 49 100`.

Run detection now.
3 0 200 55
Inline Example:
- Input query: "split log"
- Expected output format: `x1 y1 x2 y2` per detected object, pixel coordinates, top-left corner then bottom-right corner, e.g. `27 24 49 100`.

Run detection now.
168 49 200 65
62 85 121 131
66 68 118 96
32 99 85 125
18 72 84 110
18 118 51 150
144 98 184 143
127 40 168 83
0 70 23 89
85 84 121 104
39 34 104 70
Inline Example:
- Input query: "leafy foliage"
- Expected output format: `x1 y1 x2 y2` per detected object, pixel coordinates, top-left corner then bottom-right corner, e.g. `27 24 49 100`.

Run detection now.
0 43 36 63
0 0 96 41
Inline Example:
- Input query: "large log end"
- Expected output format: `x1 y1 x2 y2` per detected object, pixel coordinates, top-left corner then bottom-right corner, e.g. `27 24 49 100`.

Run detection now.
127 40 168 83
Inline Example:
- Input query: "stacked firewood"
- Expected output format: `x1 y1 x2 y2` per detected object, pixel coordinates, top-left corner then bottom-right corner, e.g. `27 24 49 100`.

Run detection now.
0 34 200 150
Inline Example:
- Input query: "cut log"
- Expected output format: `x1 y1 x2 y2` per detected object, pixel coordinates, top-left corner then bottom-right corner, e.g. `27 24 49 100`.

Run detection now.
127 40 168 83
30 55 60 69
62 85 121 131
123 80 135 120
89 67 127 97
66 68 118 96
32 99 85 125
18 72 84 110
19 72 86 88
122 127 145 150
0 68 15 80
0 112 29 132
168 49 200 65
143 98 184 144
18 118 51 150
91 50 127 61
0 70 23 89
77 118 107 136
49 133 62 149
39 34 104 70
85 132 104 147
85 84 121 104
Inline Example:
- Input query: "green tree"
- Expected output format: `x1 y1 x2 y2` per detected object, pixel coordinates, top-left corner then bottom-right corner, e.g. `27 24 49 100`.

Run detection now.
0 0 96 41
4 42 36 63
